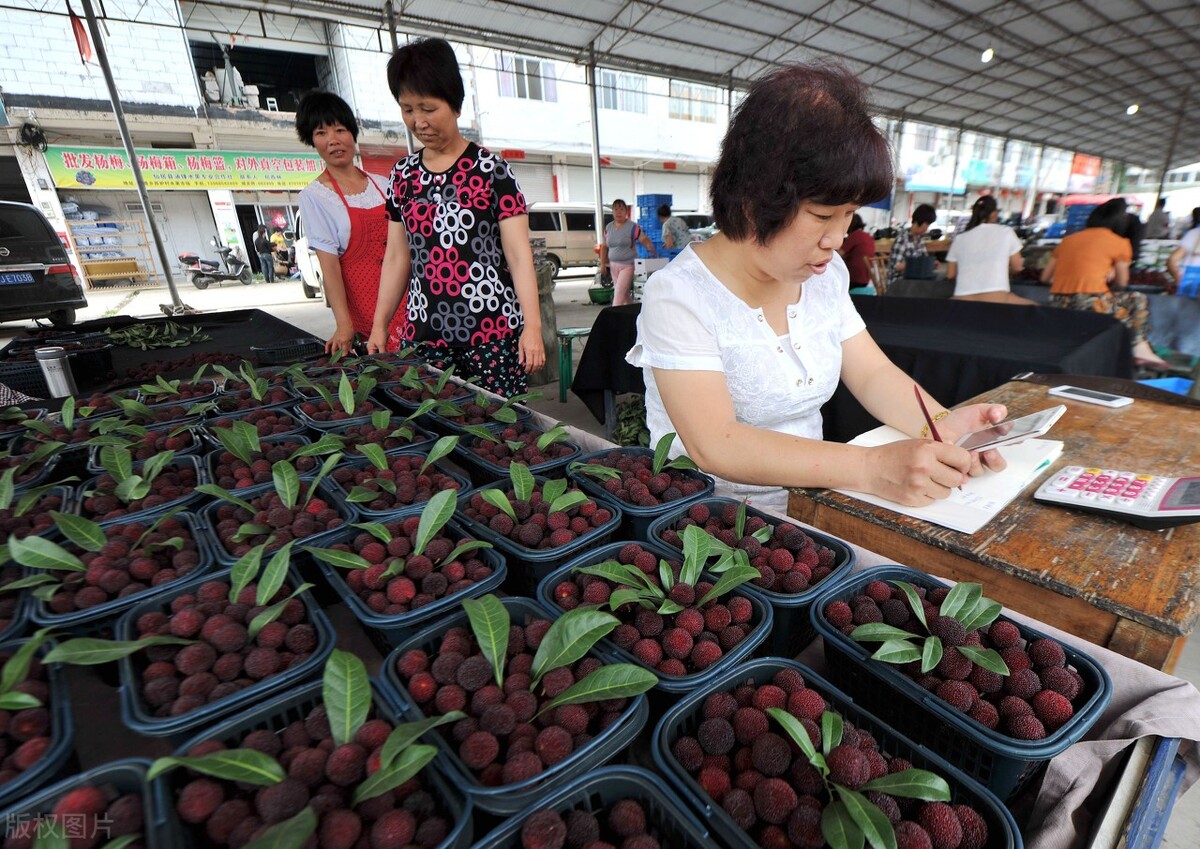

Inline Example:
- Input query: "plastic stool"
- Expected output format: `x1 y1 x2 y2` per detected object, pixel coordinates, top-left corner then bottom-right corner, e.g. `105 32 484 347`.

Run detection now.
557 327 592 402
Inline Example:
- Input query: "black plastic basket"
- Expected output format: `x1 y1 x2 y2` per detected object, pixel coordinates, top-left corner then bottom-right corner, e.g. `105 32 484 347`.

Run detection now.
251 337 325 366
0 638 76 809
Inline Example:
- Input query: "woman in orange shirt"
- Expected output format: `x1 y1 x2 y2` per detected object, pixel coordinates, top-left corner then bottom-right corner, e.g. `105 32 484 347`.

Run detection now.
1040 198 1167 368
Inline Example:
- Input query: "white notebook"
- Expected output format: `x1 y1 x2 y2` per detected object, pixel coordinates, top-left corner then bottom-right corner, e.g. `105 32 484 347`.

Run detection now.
833 426 1064 534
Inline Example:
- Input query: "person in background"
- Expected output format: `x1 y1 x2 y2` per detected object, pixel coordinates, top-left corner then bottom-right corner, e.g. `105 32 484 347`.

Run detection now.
296 90 404 354
1041 198 1168 368
1145 198 1171 240
946 195 1034 305
838 213 876 294
601 199 656 306
887 203 936 287
270 226 287 257
369 37 544 395
252 224 275 283
1166 206 1200 292
658 205 694 251
626 62 1007 513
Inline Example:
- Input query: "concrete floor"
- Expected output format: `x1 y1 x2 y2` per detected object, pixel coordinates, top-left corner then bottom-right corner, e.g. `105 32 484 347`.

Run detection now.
2 268 1197 846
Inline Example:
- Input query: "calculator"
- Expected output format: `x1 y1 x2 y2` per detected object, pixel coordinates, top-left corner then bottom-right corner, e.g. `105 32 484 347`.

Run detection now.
1034 466 1200 530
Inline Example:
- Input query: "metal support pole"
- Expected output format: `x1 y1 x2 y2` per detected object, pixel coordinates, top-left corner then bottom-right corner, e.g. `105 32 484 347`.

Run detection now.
1155 87 1190 204
80 0 185 310
1025 145 1045 219
586 49 605 245
996 137 1010 208
947 127 963 211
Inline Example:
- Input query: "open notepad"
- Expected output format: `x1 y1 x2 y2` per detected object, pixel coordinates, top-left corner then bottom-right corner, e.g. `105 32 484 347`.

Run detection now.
834 426 1064 534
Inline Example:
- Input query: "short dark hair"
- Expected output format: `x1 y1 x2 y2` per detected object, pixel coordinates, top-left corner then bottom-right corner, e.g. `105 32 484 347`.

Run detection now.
912 204 936 227
1086 198 1128 233
386 38 465 111
710 62 892 244
849 213 865 233
965 196 997 231
658 204 672 218
295 91 358 146
611 199 628 210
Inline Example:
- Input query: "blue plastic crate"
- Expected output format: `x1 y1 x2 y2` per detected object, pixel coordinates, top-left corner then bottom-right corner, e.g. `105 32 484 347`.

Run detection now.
809 564 1113 799
652 658 1022 849
647 496 855 658
474 766 712 848
156 678 473 849
0 638 76 809
635 194 672 208
380 596 650 815
114 566 335 745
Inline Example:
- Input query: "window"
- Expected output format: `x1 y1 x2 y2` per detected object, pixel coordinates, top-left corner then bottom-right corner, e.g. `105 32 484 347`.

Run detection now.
972 135 991 159
669 80 721 123
599 70 647 113
563 213 598 232
1167 171 1190 184
527 212 560 231
497 55 558 102
913 124 936 152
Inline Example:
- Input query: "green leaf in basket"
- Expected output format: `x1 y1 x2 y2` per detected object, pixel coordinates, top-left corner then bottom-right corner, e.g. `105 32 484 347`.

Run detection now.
358 443 388 470
822 799 866 849
241 806 317 849
665 454 698 472
0 628 52 696
413 489 456 557
656 599 684 616
44 636 195 665
480 489 516 522
232 523 270 543
147 749 285 785
229 541 268 603
893 581 928 631
696 562 760 607
290 434 345 459
537 663 656 716
351 743 439 808
751 525 773 544
839 787 897 849
324 649 371 747
568 462 621 482
0 573 58 593
0 468 14 512
256 541 295 607
195 484 259 515
438 538 491 568
131 506 184 551
370 409 391 430
351 522 392 544
0 691 41 711
957 645 1010 676
767 707 822 769
921 635 944 674
8 535 85 573
211 424 254 467
272 461 300 510
378 711 465 771
541 477 568 506
849 623 916 643
49 510 106 552
959 599 1004 634
536 427 570 451
247 583 314 640
100 445 134 484
658 558 675 592
870 640 923 665
304 546 372 570
59 395 76 431
114 475 151 504
734 500 747 539
346 486 381 504
139 450 176 485
608 587 650 611
821 711 844 756
509 462 534 502
861 768 952 801
574 561 657 594
651 432 675 475
303 453 342 507
548 491 588 516
940 582 982 623
491 405 517 424
338 373 356 416
419 435 459 476
463 424 500 445
462 594 509 688
680 524 711 587
530 607 618 686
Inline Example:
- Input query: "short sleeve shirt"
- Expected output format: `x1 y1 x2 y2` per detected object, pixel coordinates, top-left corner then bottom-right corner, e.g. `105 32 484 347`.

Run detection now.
663 216 694 248
887 227 927 284
945 223 1021 296
626 246 866 512
1049 228 1132 295
386 142 528 346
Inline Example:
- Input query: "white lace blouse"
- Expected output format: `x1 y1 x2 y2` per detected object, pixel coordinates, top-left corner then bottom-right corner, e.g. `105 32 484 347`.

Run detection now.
626 245 866 512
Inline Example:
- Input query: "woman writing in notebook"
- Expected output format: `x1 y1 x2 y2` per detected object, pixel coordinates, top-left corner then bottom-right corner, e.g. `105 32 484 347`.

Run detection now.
627 62 1008 513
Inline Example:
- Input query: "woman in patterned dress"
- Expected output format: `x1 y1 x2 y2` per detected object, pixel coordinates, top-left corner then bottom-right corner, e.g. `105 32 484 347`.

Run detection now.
368 38 544 395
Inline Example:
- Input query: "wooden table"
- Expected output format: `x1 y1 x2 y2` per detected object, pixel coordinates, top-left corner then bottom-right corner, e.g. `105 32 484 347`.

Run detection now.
789 377 1200 672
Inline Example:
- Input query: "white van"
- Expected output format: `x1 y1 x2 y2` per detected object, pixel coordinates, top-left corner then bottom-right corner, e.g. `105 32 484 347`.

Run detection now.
527 202 612 276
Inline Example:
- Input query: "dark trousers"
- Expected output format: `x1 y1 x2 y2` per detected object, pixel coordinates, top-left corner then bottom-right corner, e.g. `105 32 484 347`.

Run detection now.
257 252 275 282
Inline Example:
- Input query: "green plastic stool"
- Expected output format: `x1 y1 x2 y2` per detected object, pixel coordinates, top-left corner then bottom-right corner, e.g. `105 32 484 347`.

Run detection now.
557 326 592 402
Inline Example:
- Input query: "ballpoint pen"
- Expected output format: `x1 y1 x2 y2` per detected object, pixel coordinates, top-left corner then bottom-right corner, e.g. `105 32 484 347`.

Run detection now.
914 384 962 491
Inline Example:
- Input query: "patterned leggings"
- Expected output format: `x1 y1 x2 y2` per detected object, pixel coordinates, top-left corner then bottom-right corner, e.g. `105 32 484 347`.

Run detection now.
1049 291 1151 345
410 334 528 398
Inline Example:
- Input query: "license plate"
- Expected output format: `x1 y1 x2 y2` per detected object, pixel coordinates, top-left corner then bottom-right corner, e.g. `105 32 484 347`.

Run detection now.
0 271 35 285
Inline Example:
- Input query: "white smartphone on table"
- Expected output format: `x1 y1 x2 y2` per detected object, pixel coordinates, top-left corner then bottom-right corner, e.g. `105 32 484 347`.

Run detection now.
954 405 1067 452
1046 385 1134 407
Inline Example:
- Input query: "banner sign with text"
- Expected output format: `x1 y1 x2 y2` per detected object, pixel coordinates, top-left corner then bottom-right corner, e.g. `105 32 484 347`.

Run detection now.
45 145 325 190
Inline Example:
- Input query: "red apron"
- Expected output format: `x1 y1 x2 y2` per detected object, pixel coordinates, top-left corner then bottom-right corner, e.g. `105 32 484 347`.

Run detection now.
327 169 406 350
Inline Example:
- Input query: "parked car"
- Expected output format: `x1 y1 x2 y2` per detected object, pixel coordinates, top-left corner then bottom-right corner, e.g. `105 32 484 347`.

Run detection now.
527 202 613 276
0 201 87 328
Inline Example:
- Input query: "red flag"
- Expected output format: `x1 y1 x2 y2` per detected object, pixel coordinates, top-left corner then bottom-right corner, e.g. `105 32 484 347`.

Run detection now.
66 2 92 64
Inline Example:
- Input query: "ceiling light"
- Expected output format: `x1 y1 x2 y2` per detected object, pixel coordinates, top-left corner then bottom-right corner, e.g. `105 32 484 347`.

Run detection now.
1126 104 1139 115
980 48 994 63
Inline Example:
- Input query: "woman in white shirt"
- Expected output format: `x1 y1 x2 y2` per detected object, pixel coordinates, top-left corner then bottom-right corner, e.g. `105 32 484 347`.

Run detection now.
627 62 1007 513
947 196 1035 305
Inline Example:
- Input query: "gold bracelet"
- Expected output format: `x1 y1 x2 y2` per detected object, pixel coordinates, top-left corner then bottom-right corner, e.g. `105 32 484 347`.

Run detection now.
919 410 950 440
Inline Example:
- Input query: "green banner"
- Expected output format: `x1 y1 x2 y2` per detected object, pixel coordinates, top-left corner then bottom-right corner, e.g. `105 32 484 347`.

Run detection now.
45 145 325 190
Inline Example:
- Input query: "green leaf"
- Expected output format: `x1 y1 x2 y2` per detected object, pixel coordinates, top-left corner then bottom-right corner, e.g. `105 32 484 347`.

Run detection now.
338 373 356 415
569 462 621 481
272 461 300 510
462 424 500 444
229 542 267 603
541 477 568 505
351 522 392 544
696 563 760 607
548 491 588 515
957 645 1010 676
373 476 397 496
462 595 509 687
44 636 194 665
531 607 619 686
359 443 387 470
439 538 491 567
959 599 1004 633
608 588 648 611
861 769 952 801
48 511 106 552
536 427 570 451
304 454 342 506
59 396 76 430
247 583 314 640
147 749 285 784
195 484 259 514
822 711 844 755
849 623 918 643
324 649 371 747
413 489 456 557
294 435 345 460
658 559 675 591
0 691 41 711
9 535 85 572
734 500 747 539
0 467 14 511
371 409 391 429
378 711 465 769
0 573 58 592
241 806 317 849
256 541 295 606
139 450 176 485
767 707 820 765
666 454 699 471
839 788 896 849
114 475 151 504
419 435 459 475
538 663 656 715
100 445 134 484
0 628 52 695
212 423 254 466
680 524 712 586
651 431 675 475
940 582 982 623
352 743 439 807
509 463 534 502
822 800 866 849
491 406 517 424
921 635 944 674
752 525 773 544
305 546 373 570
346 487 382 504
233 523 270 543
575 561 658 595
893 581 928 631
480 489 516 521
656 599 684 616
870 640 923 665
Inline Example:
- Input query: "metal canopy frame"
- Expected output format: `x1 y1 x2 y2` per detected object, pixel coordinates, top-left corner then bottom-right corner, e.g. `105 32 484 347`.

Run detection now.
193 0 1199 171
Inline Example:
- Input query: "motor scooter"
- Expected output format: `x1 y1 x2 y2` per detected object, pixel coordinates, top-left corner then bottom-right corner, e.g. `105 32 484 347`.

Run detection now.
178 238 253 289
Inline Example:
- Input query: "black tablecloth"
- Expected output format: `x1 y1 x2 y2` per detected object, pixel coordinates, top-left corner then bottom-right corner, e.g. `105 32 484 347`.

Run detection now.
570 299 1134 442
